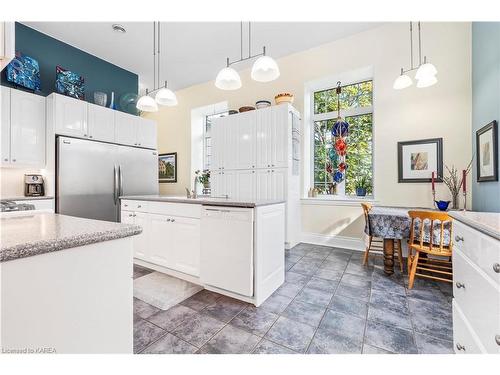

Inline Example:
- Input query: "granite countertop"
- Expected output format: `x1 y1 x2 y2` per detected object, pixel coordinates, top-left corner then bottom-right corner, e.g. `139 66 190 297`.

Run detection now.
120 195 286 208
1 213 142 262
449 211 500 241
1 196 54 201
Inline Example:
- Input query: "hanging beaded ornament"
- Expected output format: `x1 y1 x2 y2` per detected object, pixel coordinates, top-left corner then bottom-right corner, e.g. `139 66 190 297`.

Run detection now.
329 81 349 183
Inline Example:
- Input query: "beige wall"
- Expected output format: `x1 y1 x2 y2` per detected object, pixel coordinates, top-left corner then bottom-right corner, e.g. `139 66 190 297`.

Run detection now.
145 22 472 241
0 167 45 198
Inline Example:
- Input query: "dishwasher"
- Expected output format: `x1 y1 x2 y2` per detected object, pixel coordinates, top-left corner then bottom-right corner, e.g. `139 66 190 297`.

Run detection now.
200 206 254 297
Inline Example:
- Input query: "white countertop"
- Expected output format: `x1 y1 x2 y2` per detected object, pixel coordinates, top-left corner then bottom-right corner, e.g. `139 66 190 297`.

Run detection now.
120 195 286 208
449 211 500 241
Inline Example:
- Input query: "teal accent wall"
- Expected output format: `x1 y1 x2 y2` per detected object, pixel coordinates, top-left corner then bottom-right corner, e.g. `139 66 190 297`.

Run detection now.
472 22 500 212
1 23 138 113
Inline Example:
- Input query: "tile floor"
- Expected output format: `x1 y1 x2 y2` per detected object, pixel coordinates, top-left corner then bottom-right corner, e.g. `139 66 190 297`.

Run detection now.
133 243 454 354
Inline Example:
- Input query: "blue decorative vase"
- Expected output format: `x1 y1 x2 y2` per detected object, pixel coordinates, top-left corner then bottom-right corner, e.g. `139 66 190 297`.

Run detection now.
356 187 367 197
435 200 451 211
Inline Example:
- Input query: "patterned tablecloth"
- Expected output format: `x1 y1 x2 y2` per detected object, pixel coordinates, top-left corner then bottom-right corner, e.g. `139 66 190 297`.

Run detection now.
366 206 452 245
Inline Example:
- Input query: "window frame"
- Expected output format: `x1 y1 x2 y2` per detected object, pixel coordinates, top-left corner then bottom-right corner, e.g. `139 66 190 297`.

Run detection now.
305 67 375 200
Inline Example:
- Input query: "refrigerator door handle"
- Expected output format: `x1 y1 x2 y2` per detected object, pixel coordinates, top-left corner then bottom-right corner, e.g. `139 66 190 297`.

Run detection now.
118 165 123 197
113 165 119 204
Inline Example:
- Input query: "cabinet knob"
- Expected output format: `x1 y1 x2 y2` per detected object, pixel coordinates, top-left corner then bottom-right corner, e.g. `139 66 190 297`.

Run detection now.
456 343 466 351
137 205 142 208
252 165 255 168
272 170 275 172
12 159 16 162
455 235 464 242
128 214 133 217
166 218 171 222
89 135 93 138
3 158 8 162
133 214 137 217
84 134 87 137
124 204 128 207
171 219 175 222
455 282 465 289
268 164 270 167
495 335 500 346
493 263 500 273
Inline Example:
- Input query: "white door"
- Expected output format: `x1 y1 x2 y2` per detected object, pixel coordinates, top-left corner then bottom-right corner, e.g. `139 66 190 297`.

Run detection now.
256 169 271 200
237 169 256 201
1 86 10 165
256 107 273 169
235 112 256 170
169 216 200 276
87 104 115 142
210 171 223 197
136 118 157 149
148 213 171 267
54 94 88 137
271 168 287 200
115 111 138 146
224 170 238 198
271 106 288 168
10 90 45 166
133 212 149 261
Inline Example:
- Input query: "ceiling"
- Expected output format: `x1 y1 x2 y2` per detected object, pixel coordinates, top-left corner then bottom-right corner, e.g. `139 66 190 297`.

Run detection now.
23 22 382 92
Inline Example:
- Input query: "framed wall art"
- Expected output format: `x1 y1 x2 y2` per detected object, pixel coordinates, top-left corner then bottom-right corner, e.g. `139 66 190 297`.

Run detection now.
398 138 443 183
476 120 498 182
158 152 177 183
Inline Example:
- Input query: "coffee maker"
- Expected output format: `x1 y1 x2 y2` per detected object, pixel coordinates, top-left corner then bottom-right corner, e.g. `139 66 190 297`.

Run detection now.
24 174 45 197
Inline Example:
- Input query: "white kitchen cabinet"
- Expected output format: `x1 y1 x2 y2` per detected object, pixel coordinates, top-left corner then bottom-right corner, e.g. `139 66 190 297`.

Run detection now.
256 107 273 169
255 169 271 200
235 112 256 170
87 103 115 142
114 111 137 146
1 86 10 165
0 22 15 71
148 213 171 268
271 168 287 200
169 216 200 277
136 118 157 149
211 115 227 171
271 106 289 168
53 93 88 138
236 169 256 201
121 211 149 261
8 89 45 167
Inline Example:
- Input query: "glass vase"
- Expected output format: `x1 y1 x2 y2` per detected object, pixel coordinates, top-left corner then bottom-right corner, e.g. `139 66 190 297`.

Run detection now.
452 193 459 210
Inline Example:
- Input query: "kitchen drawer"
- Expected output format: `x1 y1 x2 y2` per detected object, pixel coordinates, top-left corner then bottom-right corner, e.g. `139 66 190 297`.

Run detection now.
453 221 500 285
121 200 149 212
453 248 500 353
452 300 485 354
148 201 201 219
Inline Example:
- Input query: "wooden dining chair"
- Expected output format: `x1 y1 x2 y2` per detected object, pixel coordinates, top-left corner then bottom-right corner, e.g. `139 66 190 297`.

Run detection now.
407 210 453 289
361 203 404 272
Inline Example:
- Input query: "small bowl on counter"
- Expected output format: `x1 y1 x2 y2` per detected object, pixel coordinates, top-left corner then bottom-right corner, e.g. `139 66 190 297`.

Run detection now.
255 100 271 109
275 93 294 105
239 106 256 113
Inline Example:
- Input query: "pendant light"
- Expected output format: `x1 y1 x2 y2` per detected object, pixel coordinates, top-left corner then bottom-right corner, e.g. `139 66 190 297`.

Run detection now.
215 22 279 90
136 88 158 112
393 22 438 90
154 22 178 106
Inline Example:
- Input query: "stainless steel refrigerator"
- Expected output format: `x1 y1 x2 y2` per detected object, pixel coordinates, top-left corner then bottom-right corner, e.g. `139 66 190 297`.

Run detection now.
57 136 158 222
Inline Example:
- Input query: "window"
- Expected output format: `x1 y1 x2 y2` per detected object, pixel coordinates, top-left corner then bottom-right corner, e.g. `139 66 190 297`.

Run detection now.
312 80 373 196
203 111 228 170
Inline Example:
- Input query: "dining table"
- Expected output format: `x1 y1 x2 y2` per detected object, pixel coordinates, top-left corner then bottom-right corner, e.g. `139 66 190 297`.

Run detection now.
366 206 452 276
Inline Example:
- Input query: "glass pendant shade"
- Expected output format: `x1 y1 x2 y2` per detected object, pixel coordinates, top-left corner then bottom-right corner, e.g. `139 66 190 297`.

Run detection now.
215 67 242 90
251 55 280 82
393 74 413 90
155 87 178 106
136 91 158 112
415 62 438 81
416 75 438 88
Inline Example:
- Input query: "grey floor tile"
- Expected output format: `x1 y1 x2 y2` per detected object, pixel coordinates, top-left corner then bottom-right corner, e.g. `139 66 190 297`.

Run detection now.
287 246 310 257
282 300 326 327
415 333 454 354
203 296 248 323
259 293 293 314
285 252 303 263
408 298 453 341
285 259 295 271
289 261 320 276
319 310 366 343
406 287 450 305
314 267 344 281
230 306 279 336
367 305 412 330
295 287 334 307
307 328 362 354
252 339 297 354
133 319 166 353
370 289 409 315
306 277 338 292
141 333 198 354
340 273 372 288
133 297 161 319
364 321 417 354
371 274 407 296
265 316 316 353
180 289 222 311
285 271 311 286
304 249 331 260
362 344 394 354
147 304 198 331
275 282 303 298
345 262 373 276
171 312 225 348
320 259 349 271
336 282 371 302
133 265 154 279
329 295 368 319
200 325 261 354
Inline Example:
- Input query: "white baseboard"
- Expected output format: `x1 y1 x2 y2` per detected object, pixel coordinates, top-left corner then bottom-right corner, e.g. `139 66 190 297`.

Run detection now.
300 232 365 252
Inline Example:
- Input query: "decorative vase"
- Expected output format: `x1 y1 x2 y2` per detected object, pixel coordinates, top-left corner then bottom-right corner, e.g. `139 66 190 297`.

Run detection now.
356 187 367 197
451 193 459 210
435 200 451 211
109 91 116 110
93 91 107 106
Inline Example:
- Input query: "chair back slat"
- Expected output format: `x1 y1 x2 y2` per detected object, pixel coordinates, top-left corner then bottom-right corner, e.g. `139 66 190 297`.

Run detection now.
408 210 453 255
440 222 445 250
361 203 373 234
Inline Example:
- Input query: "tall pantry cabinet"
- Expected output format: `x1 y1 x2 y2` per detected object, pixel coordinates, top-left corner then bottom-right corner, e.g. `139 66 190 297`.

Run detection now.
210 103 301 249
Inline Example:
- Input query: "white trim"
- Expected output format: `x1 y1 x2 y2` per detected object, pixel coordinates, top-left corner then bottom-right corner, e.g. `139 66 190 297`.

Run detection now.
300 232 365 252
301 197 378 207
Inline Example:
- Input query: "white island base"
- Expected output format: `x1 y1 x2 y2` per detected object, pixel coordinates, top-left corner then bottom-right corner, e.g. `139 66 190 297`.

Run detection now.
122 198 286 307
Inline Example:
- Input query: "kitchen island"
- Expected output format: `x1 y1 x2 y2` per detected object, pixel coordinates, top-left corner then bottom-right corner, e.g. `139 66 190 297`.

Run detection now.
1 213 141 354
120 195 286 306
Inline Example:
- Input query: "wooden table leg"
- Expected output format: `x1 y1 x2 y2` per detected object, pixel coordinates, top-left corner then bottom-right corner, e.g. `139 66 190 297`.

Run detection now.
383 238 395 275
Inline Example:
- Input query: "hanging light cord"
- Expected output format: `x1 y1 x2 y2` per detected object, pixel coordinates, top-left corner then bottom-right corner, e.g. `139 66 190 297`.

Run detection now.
226 21 266 67
336 81 341 119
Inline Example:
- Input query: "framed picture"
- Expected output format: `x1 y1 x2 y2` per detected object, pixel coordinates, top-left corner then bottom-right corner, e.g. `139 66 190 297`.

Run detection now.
476 120 498 182
158 152 177 183
398 138 443 183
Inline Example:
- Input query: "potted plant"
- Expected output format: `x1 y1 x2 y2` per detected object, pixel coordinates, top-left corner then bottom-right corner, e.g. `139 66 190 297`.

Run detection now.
195 169 211 190
355 175 371 197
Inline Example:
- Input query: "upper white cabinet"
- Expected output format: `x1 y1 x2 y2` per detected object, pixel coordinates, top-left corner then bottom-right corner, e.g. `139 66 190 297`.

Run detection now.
1 88 46 167
87 103 115 142
48 93 157 149
0 22 15 71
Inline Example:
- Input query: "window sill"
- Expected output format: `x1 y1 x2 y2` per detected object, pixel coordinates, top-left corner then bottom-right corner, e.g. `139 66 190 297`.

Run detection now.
301 196 379 207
